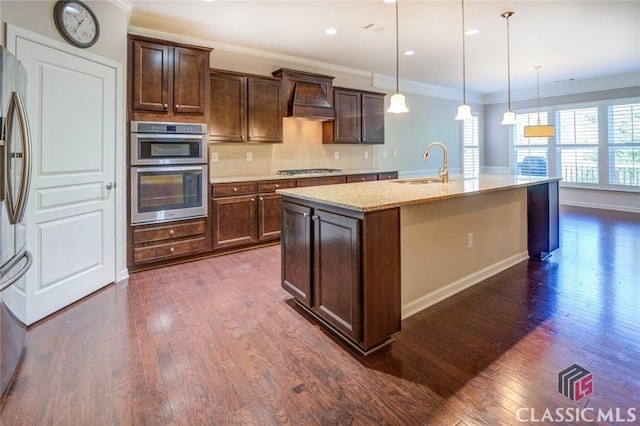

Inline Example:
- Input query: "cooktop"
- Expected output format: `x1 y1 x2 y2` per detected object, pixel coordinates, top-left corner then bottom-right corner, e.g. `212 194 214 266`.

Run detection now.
277 168 342 175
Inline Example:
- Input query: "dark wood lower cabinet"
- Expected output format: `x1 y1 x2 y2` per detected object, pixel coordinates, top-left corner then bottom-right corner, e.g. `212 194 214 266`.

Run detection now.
280 198 401 354
211 194 257 249
258 193 284 241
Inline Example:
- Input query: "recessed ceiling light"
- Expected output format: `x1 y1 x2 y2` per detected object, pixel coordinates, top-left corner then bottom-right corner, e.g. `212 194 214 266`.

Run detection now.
324 28 338 36
465 29 480 36
403 50 415 56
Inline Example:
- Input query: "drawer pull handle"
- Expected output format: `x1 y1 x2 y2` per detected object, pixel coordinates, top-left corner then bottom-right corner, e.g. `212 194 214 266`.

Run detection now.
175 104 179 110
251 198 255 202
163 103 168 109
312 215 319 221
303 212 309 218
275 184 279 188
361 177 365 181
233 188 238 192
169 247 175 253
259 197 264 201
169 230 175 235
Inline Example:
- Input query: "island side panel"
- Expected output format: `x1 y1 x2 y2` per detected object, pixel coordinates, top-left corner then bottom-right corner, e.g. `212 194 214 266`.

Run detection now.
361 208 401 349
527 181 560 260
400 188 529 319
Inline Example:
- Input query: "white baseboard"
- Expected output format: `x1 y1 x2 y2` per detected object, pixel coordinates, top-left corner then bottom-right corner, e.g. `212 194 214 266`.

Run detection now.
401 251 530 320
560 200 640 214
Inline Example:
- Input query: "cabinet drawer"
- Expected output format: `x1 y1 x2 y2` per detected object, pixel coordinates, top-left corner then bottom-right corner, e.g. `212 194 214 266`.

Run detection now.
258 180 296 193
296 176 346 187
212 182 257 197
346 173 378 183
133 236 207 263
133 220 206 244
377 172 398 180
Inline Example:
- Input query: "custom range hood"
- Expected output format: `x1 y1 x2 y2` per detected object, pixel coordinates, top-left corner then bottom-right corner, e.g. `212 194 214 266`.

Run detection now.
272 68 335 120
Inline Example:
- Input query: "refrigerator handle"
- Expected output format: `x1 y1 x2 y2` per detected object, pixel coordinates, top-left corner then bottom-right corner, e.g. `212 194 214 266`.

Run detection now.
0 250 32 292
5 91 32 224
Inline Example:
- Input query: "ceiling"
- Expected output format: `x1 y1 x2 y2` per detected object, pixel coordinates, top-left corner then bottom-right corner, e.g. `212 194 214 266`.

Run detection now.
128 0 640 98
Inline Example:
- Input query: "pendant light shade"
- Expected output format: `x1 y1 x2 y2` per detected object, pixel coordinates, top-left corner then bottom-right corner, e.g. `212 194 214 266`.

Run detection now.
388 93 409 113
523 65 555 137
500 11 515 126
387 0 409 113
455 0 472 120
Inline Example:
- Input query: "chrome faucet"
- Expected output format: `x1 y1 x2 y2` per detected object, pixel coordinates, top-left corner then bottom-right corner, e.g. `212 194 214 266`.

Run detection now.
422 142 449 183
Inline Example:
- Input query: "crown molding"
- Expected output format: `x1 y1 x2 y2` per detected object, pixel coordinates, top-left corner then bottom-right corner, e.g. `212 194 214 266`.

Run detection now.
109 0 133 13
483 72 640 104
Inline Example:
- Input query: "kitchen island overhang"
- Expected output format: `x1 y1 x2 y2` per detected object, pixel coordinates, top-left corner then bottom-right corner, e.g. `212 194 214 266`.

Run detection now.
278 174 561 354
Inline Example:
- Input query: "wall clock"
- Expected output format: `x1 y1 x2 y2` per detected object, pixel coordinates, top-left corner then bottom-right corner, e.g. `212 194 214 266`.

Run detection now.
53 0 100 48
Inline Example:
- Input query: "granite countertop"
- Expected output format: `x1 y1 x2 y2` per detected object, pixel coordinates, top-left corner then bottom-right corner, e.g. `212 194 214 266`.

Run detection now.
210 169 396 184
277 174 562 212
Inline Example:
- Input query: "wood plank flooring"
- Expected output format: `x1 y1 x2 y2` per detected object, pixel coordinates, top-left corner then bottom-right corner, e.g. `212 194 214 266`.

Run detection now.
1 205 639 425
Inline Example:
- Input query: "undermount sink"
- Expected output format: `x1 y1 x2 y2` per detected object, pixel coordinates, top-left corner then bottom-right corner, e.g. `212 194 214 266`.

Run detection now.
392 177 451 184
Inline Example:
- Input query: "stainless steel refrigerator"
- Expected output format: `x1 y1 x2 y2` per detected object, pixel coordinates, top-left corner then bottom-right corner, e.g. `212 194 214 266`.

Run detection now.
0 46 32 399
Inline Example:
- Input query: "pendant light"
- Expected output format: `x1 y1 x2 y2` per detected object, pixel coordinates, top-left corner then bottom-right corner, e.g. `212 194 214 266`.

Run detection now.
387 0 409 113
523 66 555 137
500 11 516 125
455 0 472 120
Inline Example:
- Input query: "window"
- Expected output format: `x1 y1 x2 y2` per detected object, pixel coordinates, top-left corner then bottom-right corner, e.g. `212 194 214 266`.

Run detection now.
512 98 640 192
608 103 640 187
513 112 549 176
555 107 599 184
462 116 479 178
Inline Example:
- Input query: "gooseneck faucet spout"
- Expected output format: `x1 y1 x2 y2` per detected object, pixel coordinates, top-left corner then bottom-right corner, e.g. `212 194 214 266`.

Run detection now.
422 142 449 183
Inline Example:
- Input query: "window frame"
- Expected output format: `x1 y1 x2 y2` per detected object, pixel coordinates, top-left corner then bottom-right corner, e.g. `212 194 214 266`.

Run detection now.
460 114 480 178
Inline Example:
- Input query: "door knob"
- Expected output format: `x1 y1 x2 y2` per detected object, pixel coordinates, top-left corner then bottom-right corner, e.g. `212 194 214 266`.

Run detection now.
106 182 116 190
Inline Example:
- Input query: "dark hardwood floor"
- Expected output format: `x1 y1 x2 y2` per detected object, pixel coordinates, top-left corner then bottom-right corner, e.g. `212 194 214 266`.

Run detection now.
1 205 639 425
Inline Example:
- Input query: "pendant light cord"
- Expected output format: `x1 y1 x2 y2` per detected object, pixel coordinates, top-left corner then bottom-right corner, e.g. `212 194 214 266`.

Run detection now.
505 12 512 111
461 0 466 104
395 0 400 94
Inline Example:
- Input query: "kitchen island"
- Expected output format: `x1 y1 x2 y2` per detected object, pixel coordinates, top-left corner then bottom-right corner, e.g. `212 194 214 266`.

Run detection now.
277 174 560 354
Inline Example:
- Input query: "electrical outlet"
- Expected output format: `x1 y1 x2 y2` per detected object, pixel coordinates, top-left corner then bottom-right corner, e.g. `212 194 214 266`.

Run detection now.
467 233 474 249
334 151 340 160
382 150 388 158
364 151 369 159
246 152 253 161
210 152 218 162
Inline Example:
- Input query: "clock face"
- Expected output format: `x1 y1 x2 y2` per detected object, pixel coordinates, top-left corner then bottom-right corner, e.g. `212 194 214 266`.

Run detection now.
54 0 100 48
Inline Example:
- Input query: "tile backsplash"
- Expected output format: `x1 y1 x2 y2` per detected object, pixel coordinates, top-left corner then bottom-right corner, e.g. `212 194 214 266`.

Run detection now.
209 119 375 178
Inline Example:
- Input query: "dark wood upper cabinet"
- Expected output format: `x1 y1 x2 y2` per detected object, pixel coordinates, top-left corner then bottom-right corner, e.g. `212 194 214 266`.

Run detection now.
323 88 385 144
128 36 211 122
173 47 207 114
131 40 170 113
209 70 282 143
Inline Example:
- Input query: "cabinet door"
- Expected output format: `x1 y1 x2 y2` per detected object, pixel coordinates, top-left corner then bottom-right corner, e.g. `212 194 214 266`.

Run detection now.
247 77 282 143
258 193 282 241
281 202 313 307
333 89 361 143
173 47 206 114
361 92 385 144
313 209 361 341
209 72 247 142
131 40 170 112
211 195 257 248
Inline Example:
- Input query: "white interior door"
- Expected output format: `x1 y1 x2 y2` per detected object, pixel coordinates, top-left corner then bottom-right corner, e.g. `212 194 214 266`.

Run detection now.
7 32 117 325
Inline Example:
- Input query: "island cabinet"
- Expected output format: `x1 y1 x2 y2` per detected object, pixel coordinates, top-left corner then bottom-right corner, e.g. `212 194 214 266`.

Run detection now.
527 181 559 260
323 88 385 144
128 36 211 122
209 70 282 143
281 198 401 354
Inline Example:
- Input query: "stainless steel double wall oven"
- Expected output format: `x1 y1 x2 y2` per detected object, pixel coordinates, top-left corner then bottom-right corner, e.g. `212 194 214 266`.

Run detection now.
130 121 208 225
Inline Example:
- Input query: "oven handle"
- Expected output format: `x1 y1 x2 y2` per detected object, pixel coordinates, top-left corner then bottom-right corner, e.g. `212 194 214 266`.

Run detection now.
131 133 206 141
132 165 206 173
